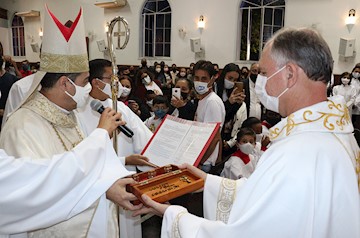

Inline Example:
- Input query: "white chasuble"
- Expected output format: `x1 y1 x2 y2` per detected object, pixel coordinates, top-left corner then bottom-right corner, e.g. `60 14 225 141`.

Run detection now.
0 92 120 238
161 96 360 238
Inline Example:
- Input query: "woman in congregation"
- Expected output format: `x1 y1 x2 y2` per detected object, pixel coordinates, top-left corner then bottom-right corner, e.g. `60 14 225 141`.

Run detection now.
169 78 197 120
118 75 151 121
332 72 356 115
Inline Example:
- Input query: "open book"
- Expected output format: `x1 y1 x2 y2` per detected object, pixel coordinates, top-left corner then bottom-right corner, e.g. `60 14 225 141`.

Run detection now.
140 115 220 168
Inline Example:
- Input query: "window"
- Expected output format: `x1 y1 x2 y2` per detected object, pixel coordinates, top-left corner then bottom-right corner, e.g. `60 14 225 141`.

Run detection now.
11 15 25 57
141 0 171 58
238 0 285 61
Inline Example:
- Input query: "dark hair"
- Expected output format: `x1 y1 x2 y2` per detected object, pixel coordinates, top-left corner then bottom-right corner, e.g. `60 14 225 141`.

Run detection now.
89 59 112 83
241 117 261 129
145 90 155 95
193 60 216 78
135 68 154 87
218 63 240 83
241 66 249 72
176 78 193 91
40 73 80 89
351 66 360 74
153 95 170 107
340 72 351 85
236 127 256 142
269 28 333 84
0 57 3 68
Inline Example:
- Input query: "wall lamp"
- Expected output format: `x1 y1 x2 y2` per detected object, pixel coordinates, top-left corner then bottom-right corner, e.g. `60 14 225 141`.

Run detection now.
197 15 205 29
346 9 356 32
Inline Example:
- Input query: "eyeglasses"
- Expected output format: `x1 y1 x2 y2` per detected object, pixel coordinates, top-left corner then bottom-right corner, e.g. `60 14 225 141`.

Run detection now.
101 75 113 80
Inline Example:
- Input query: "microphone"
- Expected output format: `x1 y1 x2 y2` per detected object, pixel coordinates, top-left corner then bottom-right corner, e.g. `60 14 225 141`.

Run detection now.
90 99 134 138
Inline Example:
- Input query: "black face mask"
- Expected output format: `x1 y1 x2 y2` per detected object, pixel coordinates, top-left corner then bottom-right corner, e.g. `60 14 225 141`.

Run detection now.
172 68 177 73
250 74 257 83
181 92 189 100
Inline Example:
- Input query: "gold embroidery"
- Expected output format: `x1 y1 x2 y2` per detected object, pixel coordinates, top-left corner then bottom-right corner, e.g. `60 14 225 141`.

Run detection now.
51 123 84 151
41 52 89 73
23 91 85 151
172 210 188 238
270 100 350 140
216 178 236 224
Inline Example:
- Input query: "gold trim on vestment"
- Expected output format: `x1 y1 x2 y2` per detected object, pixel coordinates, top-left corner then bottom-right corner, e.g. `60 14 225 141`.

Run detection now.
40 52 89 73
270 99 350 140
172 210 188 238
216 178 236 224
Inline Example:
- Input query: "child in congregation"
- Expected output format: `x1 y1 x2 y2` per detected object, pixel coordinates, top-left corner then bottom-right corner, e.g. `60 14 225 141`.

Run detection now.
220 127 260 179
144 95 170 132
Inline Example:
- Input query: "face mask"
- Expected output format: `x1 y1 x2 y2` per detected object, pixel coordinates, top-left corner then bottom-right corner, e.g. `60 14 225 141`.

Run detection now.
353 72 360 79
172 68 177 73
65 79 92 108
190 67 193 71
341 78 350 85
154 109 168 119
238 142 255 155
180 72 186 77
256 134 263 143
181 92 189 100
97 79 122 98
146 99 153 107
142 76 151 85
155 68 161 73
250 74 257 83
194 81 209 95
255 65 287 113
224 78 235 89
121 87 131 97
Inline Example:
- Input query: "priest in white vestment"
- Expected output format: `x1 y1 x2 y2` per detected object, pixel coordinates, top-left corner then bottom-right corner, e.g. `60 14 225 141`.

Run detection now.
76 58 153 238
135 28 360 238
0 6 140 238
0 128 134 237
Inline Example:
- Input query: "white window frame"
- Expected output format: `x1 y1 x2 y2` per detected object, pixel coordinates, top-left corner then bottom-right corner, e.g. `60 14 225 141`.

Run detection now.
11 14 25 57
141 0 171 59
237 0 285 62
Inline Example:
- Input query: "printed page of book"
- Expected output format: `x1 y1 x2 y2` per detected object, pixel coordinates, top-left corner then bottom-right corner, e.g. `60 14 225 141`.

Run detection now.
139 115 217 169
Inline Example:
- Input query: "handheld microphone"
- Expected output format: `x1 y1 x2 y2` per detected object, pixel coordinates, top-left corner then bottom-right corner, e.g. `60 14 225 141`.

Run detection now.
90 99 134 138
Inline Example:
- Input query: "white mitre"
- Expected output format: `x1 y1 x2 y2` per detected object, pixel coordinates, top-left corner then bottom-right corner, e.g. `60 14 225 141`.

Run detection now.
6 5 89 119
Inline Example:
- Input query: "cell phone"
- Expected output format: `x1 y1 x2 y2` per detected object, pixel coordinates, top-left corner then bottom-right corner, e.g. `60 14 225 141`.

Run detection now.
235 82 244 92
172 88 181 99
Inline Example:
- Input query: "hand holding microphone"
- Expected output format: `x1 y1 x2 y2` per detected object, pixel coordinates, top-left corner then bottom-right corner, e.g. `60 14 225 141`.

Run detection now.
91 99 134 138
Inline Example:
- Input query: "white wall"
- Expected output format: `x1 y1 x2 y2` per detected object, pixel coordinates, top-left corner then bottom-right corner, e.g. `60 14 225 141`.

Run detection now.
0 0 359 73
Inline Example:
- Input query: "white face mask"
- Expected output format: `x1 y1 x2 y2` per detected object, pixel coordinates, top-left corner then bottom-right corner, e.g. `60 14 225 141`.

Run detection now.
180 72 186 77
97 79 122 98
155 68 161 73
194 81 209 95
238 142 255 155
121 87 131 97
146 99 153 107
143 76 151 85
65 79 92 108
341 78 350 85
224 78 235 89
255 65 288 113
353 72 360 79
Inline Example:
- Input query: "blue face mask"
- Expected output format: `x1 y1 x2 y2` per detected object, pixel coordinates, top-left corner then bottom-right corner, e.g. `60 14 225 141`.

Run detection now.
154 109 167 118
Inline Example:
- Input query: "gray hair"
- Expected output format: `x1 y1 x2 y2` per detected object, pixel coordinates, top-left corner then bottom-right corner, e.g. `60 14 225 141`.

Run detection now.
267 28 333 83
